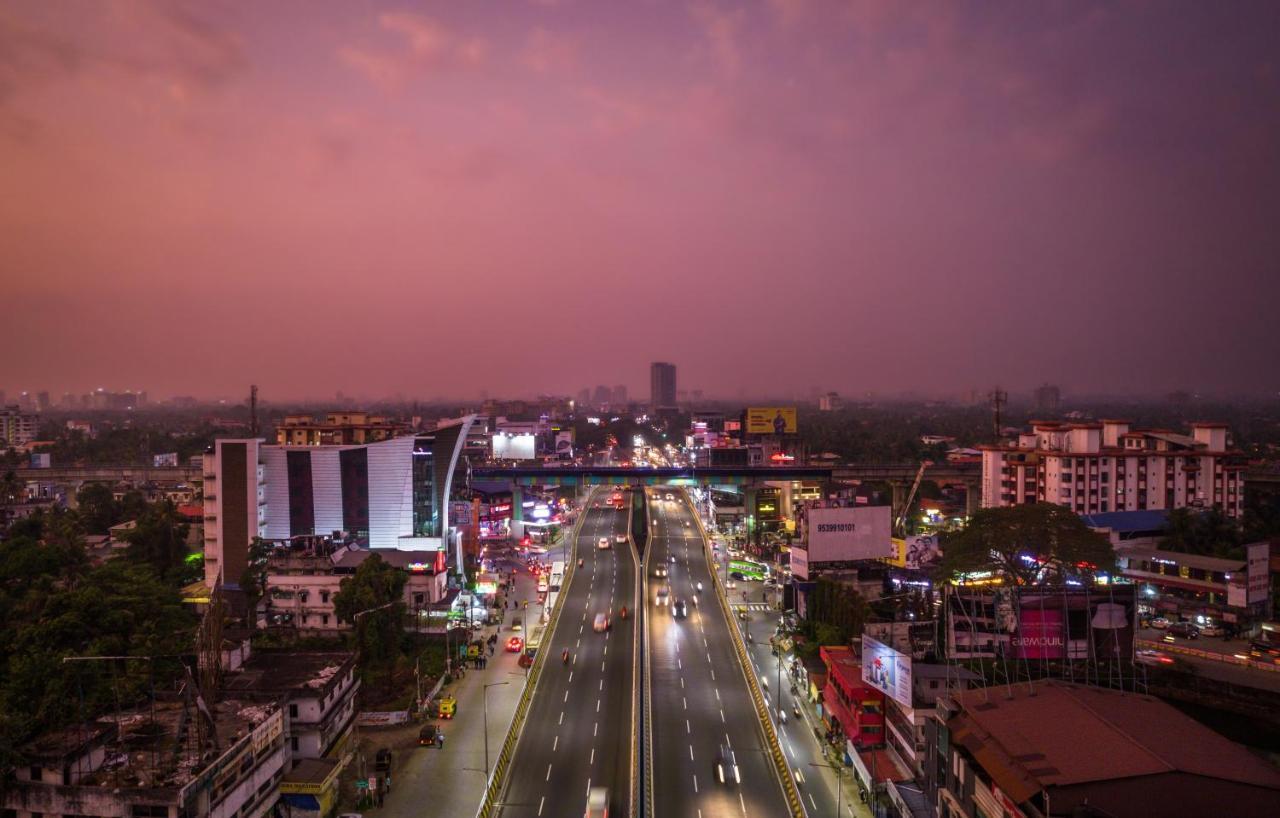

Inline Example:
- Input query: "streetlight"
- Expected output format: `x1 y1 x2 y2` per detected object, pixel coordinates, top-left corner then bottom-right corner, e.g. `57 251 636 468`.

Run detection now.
810 760 845 818
482 681 510 774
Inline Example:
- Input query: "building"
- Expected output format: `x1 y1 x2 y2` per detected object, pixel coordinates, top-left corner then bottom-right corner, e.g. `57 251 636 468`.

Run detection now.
2 699 287 818
882 664 979 778
263 540 449 632
924 680 1280 818
611 384 628 405
1033 383 1061 412
818 646 885 754
201 417 475 590
275 411 407 446
819 392 842 411
1 405 40 447
650 361 677 413
980 420 1245 518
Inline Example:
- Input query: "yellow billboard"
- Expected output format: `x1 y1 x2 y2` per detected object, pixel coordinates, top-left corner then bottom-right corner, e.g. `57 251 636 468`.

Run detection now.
745 406 797 435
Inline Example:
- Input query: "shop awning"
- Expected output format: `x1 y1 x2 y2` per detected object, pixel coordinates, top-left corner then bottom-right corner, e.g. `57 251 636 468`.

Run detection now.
282 794 321 811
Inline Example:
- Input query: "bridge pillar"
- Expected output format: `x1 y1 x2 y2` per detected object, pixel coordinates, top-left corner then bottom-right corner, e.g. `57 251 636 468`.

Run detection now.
512 486 524 540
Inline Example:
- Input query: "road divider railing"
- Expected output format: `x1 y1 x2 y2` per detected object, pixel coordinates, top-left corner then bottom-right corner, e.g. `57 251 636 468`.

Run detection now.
680 490 806 818
626 490 643 818
1138 639 1280 672
476 488 595 818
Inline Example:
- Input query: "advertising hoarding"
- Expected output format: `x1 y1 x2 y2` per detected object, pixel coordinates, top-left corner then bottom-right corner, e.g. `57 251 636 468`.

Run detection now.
946 585 1136 662
745 406 798 435
492 433 536 460
862 634 913 708
789 547 809 580
806 506 892 562
153 452 179 467
1247 542 1270 604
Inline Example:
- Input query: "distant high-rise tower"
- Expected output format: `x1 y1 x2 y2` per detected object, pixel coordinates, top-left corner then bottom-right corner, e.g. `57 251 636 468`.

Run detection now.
577 388 591 407
650 362 677 413
592 384 611 406
612 385 628 405
1034 383 1061 413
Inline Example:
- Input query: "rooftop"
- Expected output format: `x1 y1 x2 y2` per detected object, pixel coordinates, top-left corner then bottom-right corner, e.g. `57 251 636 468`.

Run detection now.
223 650 353 697
951 680 1280 800
1080 509 1169 535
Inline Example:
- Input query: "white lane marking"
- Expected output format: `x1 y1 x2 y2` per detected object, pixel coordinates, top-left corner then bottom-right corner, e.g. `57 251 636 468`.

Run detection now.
725 733 732 747
682 696 687 710
686 719 691 733
715 688 721 701
680 677 685 689
720 709 725 722
739 792 747 815
559 712 564 725
600 679 604 690
553 735 558 751
564 690 569 702
568 671 573 683
539 796 545 816
594 721 598 737
688 744 694 761
602 661 607 672
711 669 716 681
545 763 552 781
809 794 817 810
590 748 595 764
692 774 699 793
597 698 601 712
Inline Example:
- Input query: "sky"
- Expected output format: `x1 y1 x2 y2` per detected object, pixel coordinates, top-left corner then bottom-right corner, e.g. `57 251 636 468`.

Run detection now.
2 0 1278 402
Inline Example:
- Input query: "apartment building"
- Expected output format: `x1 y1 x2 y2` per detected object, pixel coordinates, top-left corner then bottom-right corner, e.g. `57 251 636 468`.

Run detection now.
275 412 407 446
1 405 39 447
980 420 1245 518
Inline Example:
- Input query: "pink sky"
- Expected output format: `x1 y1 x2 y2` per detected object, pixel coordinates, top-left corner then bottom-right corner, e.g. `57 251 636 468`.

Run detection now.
2 1 1278 401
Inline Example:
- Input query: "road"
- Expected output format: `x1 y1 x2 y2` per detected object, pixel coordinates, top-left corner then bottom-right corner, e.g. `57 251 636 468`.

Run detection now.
647 490 792 818
497 499 636 818
1137 628 1280 692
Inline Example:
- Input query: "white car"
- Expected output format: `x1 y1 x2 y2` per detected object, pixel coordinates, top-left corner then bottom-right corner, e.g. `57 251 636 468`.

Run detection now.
593 613 610 632
615 534 627 544
665 493 674 502
598 537 611 550
655 587 670 606
585 787 609 818
1199 623 1225 637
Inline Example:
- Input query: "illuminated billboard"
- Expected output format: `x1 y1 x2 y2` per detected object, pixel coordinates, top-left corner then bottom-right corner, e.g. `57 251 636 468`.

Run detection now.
745 407 798 435
805 506 892 562
492 432 536 460
862 634 913 708
946 585 1136 662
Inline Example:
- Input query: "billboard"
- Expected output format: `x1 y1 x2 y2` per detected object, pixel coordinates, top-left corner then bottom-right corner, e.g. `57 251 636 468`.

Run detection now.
492 433 536 460
862 634 913 708
888 535 941 569
790 547 809 580
946 585 1136 662
806 506 892 562
745 406 798 435
1247 542 1270 604
153 452 179 467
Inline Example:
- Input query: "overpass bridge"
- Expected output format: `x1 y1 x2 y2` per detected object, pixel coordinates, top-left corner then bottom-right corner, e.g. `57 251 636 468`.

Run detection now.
12 464 204 485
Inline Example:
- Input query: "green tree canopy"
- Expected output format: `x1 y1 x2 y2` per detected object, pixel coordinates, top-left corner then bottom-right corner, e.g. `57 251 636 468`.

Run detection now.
121 501 191 583
333 555 407 673
937 503 1116 586
76 482 123 535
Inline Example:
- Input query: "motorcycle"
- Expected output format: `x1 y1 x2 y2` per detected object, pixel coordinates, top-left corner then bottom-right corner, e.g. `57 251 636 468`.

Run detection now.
779 709 788 725
620 606 628 620
562 648 570 665
695 581 703 593
746 631 753 643
578 559 584 568
792 704 801 720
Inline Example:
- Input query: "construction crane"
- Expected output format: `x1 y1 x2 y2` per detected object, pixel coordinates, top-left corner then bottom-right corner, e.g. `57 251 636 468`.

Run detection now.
893 461 932 537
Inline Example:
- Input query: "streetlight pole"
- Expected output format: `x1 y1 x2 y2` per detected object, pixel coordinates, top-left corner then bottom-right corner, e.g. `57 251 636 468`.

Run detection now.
811 761 843 818
482 681 509 774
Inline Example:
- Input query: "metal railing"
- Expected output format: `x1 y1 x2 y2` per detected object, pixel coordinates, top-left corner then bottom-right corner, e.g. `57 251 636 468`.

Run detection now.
474 489 595 818
626 492 644 818
681 489 806 818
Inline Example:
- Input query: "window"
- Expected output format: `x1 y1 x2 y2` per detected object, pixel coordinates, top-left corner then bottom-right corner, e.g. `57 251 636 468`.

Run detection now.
28 765 40 782
289 703 299 718
290 736 299 752
299 591 309 603
322 614 330 626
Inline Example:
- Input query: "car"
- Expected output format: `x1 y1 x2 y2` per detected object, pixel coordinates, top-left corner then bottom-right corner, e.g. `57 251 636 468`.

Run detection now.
673 599 688 619
506 636 524 653
725 580 737 589
714 745 740 785
730 571 746 581
512 616 524 631
655 587 670 606
669 555 676 564
417 725 440 746
598 537 611 550
1199 623 1225 637
654 566 668 578
1167 622 1200 639
665 493 674 502
1150 616 1171 630
594 613 610 632
615 534 627 544
585 787 609 818
1136 648 1174 666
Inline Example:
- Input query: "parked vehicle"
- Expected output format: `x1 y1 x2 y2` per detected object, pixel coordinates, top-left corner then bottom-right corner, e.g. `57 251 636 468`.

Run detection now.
1167 622 1200 639
1150 616 1172 630
418 725 440 746
1199 623 1225 637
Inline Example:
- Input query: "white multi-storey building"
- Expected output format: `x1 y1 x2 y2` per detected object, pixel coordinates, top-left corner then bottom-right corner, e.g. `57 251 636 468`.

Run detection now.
981 420 1245 518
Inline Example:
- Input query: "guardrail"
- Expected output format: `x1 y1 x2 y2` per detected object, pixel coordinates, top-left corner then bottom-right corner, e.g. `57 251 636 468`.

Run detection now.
626 492 642 818
1138 639 1280 672
637 491 655 818
475 489 595 818
680 489 806 818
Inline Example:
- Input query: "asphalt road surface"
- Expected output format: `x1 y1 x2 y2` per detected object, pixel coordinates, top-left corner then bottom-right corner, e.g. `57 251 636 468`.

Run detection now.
647 489 792 818
498 499 637 818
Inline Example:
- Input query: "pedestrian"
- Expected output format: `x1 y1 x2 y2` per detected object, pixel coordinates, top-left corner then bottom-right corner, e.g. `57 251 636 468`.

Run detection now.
377 787 384 808
437 732 445 748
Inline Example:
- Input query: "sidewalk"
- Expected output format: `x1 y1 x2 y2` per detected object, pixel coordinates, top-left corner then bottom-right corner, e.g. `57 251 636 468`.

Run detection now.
374 535 569 818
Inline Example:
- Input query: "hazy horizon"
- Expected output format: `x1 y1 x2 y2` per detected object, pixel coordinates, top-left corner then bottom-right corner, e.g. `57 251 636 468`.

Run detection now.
4 1 1278 400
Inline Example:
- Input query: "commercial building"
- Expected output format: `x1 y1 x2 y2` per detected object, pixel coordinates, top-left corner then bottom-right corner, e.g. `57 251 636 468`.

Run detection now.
650 361 677 413
1 405 40 447
275 412 407 446
2 700 287 818
882 664 979 778
925 680 1280 818
201 417 475 590
980 420 1245 518
818 646 886 754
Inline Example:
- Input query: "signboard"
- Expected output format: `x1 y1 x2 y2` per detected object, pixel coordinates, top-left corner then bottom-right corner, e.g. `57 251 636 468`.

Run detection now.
862 635 912 708
1247 542 1270 604
889 535 941 570
745 407 798 435
357 711 410 727
806 506 892 562
790 547 809 580
946 585 1136 662
492 433 536 460
153 452 179 467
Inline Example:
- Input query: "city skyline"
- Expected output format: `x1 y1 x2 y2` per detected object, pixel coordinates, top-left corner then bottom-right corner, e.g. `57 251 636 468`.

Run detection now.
3 1 1278 400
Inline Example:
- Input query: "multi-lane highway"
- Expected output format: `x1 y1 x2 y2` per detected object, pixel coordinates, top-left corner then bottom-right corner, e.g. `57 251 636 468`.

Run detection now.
647 489 792 818
498 497 637 818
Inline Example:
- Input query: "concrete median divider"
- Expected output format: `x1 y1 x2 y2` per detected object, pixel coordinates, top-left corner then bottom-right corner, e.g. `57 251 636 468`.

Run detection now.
679 490 806 818
475 490 595 818
626 492 643 818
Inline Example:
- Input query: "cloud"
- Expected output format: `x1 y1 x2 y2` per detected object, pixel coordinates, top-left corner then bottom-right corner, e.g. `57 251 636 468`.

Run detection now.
521 27 577 75
690 2 744 78
339 11 488 89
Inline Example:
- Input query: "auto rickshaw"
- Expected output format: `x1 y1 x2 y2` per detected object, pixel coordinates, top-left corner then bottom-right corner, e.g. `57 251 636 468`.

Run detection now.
437 695 457 719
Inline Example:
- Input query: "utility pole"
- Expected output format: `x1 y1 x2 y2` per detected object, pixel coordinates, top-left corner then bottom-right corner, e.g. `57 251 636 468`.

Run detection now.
249 384 259 437
988 386 1007 441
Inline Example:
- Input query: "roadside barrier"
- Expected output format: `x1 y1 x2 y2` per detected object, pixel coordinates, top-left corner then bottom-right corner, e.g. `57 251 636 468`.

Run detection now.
1138 639 1280 672
680 490 806 818
627 492 644 818
475 490 595 818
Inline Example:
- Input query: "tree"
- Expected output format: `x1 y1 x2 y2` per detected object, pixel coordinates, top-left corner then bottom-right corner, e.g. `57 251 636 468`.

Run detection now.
937 504 1116 586
1161 507 1241 559
333 555 407 690
121 501 191 583
239 537 272 630
806 576 871 644
76 483 122 535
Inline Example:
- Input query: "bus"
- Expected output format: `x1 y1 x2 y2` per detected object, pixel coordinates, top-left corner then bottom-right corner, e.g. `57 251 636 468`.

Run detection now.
729 559 770 582
549 560 565 592
525 624 546 659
